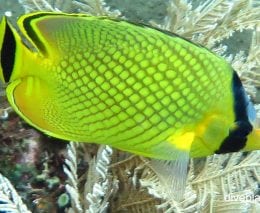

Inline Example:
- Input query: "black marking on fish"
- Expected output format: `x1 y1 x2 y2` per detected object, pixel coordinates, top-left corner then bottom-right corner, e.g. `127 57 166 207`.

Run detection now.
22 13 48 55
215 121 252 154
1 21 15 83
215 71 253 154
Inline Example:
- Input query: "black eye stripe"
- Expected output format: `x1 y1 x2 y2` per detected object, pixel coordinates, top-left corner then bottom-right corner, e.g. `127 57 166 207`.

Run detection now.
1 21 16 83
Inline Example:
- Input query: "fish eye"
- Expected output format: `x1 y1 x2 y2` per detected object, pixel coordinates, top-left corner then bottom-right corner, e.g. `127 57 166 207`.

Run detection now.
0 20 16 83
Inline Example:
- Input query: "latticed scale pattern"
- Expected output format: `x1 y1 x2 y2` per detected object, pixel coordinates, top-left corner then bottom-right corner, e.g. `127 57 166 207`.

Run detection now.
24 15 234 158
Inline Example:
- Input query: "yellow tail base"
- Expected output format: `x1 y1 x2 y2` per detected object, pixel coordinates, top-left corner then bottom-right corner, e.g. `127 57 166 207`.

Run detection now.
243 129 260 151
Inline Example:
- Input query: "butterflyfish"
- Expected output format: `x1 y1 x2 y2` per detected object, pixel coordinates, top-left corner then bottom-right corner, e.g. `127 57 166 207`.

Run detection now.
0 13 260 197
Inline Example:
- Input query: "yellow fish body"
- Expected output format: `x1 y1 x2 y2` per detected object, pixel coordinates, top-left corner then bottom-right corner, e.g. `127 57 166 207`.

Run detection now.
0 12 259 160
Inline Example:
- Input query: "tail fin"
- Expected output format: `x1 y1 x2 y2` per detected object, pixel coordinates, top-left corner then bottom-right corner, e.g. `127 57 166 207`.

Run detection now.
244 129 260 151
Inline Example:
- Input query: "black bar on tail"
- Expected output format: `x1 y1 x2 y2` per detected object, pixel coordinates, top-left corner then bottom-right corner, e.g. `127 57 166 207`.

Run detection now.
215 71 253 154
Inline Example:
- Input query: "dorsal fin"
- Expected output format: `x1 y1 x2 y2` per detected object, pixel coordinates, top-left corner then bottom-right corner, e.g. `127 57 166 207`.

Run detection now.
17 12 91 57
17 12 66 57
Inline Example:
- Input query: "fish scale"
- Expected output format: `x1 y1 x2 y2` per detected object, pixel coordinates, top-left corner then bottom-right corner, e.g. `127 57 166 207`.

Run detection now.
1 12 259 160
47 20 229 150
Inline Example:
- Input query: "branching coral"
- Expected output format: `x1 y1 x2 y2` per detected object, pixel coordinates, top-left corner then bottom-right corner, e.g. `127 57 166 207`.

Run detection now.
18 0 121 16
0 173 31 213
63 143 117 213
157 0 259 46
84 145 116 213
63 142 83 213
